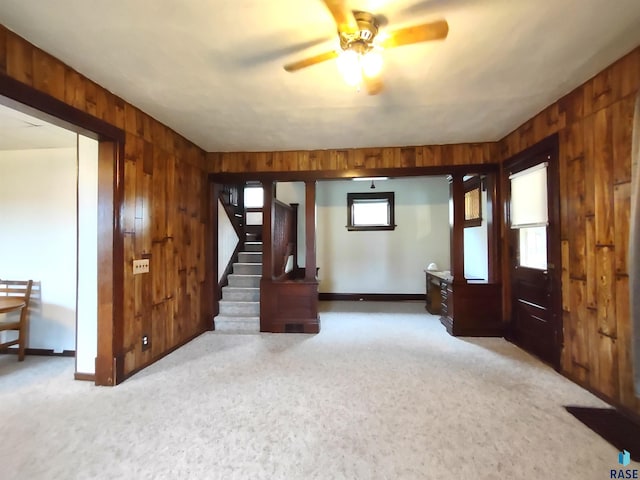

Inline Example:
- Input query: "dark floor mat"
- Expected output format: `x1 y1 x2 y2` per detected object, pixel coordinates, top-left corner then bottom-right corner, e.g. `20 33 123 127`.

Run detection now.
565 406 640 461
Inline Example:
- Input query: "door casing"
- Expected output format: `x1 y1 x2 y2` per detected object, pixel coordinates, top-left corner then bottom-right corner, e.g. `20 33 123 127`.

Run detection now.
504 134 563 369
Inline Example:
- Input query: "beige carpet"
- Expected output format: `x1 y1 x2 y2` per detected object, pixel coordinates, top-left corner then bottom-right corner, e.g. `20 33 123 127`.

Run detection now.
0 301 633 479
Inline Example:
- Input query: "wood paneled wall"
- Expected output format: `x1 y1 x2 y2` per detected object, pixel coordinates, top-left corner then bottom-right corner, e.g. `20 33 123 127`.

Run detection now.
500 46 640 414
0 25 211 379
4 20 638 410
208 46 640 415
208 143 500 174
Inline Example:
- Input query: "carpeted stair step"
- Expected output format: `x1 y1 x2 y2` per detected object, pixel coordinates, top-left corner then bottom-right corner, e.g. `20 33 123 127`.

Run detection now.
238 252 262 263
244 241 263 252
232 262 262 275
219 300 260 316
227 274 261 288
214 315 260 333
222 286 260 301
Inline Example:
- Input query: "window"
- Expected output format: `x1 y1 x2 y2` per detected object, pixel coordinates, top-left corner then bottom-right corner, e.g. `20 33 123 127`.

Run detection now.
464 176 482 227
244 186 263 208
518 226 547 269
347 192 395 231
509 162 549 270
244 185 263 226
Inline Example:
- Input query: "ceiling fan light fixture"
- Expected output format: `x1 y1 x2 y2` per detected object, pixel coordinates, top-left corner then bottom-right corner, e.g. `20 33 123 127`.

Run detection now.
336 49 363 86
283 4 448 95
361 51 383 78
336 47 383 87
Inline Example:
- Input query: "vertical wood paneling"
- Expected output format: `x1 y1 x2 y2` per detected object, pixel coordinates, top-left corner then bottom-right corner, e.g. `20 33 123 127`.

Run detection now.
5 31 33 86
207 141 500 174
561 311 573 373
614 183 631 276
500 47 640 415
84 79 97 117
585 215 596 308
587 308 600 389
567 158 586 279
569 279 589 385
597 332 619 399
582 116 596 217
32 49 65 101
595 245 616 337
593 107 615 245
612 96 635 184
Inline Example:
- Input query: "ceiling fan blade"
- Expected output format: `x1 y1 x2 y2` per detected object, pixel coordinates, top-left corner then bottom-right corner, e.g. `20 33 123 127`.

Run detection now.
379 19 449 49
363 74 384 96
322 0 358 33
283 50 339 72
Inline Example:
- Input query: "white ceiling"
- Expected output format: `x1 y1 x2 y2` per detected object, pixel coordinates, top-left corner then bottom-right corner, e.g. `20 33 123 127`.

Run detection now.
0 103 77 151
1 0 639 153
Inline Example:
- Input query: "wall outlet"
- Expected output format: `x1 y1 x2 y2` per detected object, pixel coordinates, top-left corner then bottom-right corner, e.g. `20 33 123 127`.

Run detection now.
142 334 150 351
133 259 150 275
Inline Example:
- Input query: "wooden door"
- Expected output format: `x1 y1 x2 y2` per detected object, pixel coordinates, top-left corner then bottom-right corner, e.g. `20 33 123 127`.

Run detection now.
506 136 562 368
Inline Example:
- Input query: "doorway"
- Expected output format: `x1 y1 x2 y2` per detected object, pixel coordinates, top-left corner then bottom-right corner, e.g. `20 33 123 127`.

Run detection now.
0 102 100 376
505 135 562 368
0 80 124 385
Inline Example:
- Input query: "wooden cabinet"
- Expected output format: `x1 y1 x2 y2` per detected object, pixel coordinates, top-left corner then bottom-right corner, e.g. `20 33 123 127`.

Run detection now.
440 280 503 337
427 271 502 336
425 271 444 314
260 279 320 333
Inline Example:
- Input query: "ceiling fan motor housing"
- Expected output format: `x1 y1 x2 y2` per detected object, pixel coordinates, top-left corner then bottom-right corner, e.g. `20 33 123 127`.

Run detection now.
339 11 379 52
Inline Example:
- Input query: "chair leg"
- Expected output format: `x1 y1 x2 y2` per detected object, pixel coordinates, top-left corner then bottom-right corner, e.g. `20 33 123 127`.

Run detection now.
17 302 30 361
17 334 26 361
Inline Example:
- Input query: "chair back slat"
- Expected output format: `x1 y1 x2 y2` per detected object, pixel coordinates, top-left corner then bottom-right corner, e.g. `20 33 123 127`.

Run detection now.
0 279 33 361
0 280 33 300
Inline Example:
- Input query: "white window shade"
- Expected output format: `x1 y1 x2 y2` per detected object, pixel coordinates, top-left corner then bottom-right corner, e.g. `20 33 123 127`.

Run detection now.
510 163 548 228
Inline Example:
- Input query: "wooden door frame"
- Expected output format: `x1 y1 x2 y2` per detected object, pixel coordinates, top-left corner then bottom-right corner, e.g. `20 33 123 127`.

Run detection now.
502 134 563 369
0 74 125 385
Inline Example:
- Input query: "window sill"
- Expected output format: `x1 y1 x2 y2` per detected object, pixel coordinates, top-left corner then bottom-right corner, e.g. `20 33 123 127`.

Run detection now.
346 225 397 232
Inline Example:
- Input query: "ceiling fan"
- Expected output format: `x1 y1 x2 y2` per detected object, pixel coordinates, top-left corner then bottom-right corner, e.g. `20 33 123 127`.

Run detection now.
283 0 449 95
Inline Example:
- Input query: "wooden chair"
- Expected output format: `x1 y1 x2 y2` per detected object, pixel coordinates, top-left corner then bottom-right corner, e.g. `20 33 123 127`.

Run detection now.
0 279 33 361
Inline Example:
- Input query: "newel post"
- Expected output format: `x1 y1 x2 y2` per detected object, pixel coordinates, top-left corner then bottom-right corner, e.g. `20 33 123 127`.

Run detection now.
304 181 317 281
262 181 275 280
449 174 466 283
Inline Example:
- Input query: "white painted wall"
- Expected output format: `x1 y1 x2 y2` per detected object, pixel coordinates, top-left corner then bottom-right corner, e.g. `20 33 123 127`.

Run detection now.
76 135 99 374
0 147 77 352
218 200 239 281
316 177 450 294
464 188 489 280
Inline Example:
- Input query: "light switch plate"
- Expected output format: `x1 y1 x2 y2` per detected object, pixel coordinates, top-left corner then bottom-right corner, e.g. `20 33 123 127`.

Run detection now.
133 259 150 275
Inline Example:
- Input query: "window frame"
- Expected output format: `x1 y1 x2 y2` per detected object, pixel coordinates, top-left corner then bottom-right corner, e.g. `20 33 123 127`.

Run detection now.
463 176 482 228
346 192 396 232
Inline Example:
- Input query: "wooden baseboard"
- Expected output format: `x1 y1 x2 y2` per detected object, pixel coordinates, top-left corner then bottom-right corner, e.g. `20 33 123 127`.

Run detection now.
74 372 95 382
0 348 75 357
319 293 425 302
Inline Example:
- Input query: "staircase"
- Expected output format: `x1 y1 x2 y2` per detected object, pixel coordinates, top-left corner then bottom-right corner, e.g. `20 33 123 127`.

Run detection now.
214 241 262 333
